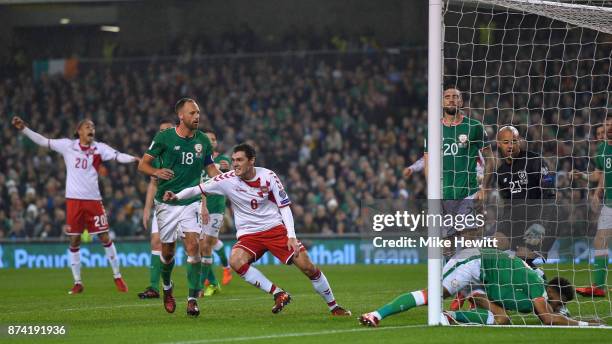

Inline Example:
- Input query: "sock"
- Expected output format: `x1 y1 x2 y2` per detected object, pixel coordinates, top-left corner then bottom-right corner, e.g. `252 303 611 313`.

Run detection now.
200 256 213 286
214 240 229 267
69 246 81 284
186 256 202 299
149 250 162 292
207 265 219 286
593 251 608 288
450 308 495 324
236 263 279 294
377 290 427 319
103 241 121 278
160 256 175 289
309 269 337 310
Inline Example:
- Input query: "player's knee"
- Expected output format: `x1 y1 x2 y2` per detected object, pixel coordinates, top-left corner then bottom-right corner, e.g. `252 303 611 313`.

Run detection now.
98 232 110 244
229 255 247 272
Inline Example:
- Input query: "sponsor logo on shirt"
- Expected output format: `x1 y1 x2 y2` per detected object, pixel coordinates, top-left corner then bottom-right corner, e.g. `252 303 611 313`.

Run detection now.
174 146 181 150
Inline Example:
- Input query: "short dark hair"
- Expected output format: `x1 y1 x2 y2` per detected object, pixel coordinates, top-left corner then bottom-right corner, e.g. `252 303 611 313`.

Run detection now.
548 277 575 303
174 98 196 114
233 143 256 160
202 128 216 135
160 117 176 126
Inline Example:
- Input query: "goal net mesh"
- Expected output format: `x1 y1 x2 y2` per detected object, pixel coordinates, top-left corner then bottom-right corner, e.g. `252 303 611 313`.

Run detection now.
443 0 611 325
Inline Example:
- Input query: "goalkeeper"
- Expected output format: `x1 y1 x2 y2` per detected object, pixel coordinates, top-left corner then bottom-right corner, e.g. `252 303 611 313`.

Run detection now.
359 249 602 327
495 125 557 271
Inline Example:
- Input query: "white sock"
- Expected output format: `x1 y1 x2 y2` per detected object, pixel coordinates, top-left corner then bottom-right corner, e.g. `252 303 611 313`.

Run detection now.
309 269 337 310
238 264 277 294
213 240 224 251
69 246 81 284
103 241 121 278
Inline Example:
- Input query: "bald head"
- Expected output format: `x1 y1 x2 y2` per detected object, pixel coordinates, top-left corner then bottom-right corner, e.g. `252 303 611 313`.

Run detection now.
497 126 520 160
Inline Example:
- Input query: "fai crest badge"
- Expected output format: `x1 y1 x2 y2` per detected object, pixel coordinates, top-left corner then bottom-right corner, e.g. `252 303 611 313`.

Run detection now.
194 143 203 158
458 134 468 148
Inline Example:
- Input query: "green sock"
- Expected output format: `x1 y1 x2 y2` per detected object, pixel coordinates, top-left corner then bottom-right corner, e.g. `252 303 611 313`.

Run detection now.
215 246 229 267
187 261 202 298
207 265 219 286
160 258 175 287
200 256 212 286
451 308 494 324
377 290 426 319
594 255 608 288
149 252 162 292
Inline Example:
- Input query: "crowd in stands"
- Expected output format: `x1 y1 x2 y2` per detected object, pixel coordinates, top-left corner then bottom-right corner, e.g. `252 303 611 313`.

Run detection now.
0 25 609 240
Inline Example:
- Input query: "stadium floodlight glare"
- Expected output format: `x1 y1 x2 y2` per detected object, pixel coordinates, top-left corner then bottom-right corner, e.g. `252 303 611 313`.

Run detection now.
100 25 120 33
59 18 70 25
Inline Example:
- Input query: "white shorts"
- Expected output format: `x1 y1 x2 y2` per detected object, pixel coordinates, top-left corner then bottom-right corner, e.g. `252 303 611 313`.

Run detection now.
201 213 224 239
597 205 612 230
151 211 159 234
442 253 482 296
154 201 202 244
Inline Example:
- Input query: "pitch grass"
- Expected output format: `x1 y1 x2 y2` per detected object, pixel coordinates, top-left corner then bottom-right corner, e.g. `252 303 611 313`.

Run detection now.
1 264 610 344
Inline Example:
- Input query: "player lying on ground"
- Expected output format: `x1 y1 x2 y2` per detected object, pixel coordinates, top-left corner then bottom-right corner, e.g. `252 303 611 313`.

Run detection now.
164 143 351 315
12 116 139 294
138 117 175 299
359 249 602 327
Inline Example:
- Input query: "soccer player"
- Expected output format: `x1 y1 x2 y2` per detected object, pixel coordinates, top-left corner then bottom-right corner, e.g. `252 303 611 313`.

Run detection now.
199 128 233 297
359 249 601 327
138 117 175 299
424 87 494 202
163 143 351 316
576 118 612 297
422 87 494 310
495 125 556 271
138 98 221 316
11 116 138 294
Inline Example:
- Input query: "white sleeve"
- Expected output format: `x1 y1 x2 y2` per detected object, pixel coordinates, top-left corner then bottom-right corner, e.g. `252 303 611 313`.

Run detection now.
201 177 228 196
408 156 425 172
269 172 292 208
280 206 296 238
96 143 121 161
96 143 136 163
22 128 71 153
175 184 204 200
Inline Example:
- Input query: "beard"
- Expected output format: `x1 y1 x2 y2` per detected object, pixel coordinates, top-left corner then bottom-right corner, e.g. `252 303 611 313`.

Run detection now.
443 106 458 116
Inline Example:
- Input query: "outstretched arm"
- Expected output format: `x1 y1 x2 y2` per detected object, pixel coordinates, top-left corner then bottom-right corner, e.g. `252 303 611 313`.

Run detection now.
533 297 600 326
13 117 50 147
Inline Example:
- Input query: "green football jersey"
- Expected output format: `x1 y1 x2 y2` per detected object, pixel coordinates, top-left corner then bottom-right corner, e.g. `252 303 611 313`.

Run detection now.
595 142 612 207
146 128 214 206
201 153 231 214
442 115 487 199
480 249 547 313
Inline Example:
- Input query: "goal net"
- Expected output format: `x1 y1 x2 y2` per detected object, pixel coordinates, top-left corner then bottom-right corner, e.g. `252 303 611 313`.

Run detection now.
439 0 611 325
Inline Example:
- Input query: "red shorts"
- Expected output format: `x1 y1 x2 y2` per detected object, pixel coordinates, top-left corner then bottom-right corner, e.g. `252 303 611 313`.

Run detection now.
65 199 109 235
233 225 306 264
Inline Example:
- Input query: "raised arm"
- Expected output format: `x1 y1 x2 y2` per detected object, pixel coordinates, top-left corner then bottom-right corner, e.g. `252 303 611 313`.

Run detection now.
13 116 50 147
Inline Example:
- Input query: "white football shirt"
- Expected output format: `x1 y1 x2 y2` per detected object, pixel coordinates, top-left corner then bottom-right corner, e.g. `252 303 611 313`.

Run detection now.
201 167 292 238
49 138 122 200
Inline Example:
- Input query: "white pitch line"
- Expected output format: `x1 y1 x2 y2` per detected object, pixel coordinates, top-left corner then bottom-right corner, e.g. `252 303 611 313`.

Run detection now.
160 325 427 344
162 323 612 344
